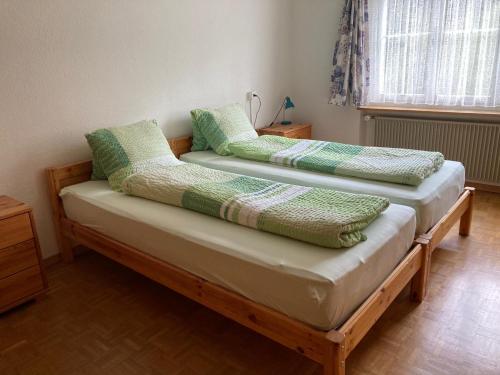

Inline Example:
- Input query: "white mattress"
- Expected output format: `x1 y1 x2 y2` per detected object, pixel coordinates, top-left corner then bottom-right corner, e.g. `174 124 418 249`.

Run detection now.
61 181 416 330
180 151 465 235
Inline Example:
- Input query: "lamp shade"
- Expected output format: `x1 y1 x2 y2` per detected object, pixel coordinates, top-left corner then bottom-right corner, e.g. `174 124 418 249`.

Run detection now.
284 96 295 109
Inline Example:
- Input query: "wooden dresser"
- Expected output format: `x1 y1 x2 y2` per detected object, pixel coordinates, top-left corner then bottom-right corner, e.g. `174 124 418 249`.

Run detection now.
257 123 312 139
0 196 47 313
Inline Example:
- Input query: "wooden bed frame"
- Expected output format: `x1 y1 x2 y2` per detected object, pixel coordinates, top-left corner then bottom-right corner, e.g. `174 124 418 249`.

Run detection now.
46 135 474 374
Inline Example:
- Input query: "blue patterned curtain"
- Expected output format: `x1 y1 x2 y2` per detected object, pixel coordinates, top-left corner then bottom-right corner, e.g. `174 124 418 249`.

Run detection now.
329 0 369 107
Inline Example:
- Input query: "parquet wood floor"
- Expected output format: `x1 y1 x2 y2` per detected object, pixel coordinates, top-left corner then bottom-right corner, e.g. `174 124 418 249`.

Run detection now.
1 192 499 374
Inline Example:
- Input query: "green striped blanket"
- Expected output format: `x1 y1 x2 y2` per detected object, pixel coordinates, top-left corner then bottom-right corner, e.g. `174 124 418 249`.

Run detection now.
122 163 389 248
228 136 445 186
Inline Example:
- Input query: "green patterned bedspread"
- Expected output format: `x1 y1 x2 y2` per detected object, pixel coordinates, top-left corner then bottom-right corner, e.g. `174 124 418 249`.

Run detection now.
122 163 389 248
228 136 444 186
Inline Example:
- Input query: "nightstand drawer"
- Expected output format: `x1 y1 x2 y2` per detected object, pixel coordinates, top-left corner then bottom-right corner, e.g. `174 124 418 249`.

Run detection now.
286 129 310 139
288 128 311 139
0 265 44 309
300 128 312 139
0 240 39 279
0 213 33 250
257 123 312 139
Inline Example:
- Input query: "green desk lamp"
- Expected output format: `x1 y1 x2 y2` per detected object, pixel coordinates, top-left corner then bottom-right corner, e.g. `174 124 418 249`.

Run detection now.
269 96 295 126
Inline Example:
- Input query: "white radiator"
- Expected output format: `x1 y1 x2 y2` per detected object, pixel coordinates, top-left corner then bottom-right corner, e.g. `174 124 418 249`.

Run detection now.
372 117 500 186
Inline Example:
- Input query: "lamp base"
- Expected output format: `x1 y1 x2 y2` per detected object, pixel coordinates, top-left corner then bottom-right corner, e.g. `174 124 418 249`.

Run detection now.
280 120 292 125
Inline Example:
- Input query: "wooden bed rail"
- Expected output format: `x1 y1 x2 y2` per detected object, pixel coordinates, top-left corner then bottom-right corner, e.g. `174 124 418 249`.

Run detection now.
421 187 475 251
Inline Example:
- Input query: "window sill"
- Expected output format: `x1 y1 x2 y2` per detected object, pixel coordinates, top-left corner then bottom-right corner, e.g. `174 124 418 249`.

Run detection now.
359 106 500 121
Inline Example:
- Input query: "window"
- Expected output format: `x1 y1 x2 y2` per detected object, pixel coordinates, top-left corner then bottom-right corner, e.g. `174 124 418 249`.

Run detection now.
367 0 500 108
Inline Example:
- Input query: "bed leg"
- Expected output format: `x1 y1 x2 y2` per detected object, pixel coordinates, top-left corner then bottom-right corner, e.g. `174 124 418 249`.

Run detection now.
323 341 346 375
410 238 431 303
459 187 475 237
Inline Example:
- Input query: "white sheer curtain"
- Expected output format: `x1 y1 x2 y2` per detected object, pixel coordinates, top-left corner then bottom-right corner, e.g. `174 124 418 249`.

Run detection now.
367 0 500 108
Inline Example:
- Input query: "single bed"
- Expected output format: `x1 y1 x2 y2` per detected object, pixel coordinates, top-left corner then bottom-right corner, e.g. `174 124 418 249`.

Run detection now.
60 180 416 330
47 146 430 375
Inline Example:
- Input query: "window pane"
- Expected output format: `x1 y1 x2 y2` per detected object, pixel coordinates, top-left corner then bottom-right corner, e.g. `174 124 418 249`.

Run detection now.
368 0 500 107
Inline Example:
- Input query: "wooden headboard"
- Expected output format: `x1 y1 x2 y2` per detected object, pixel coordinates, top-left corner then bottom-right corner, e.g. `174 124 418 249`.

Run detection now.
168 135 193 159
47 135 193 194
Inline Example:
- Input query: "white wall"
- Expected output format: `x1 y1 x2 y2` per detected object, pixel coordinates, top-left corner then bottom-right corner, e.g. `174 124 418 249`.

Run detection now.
0 0 293 258
290 0 361 143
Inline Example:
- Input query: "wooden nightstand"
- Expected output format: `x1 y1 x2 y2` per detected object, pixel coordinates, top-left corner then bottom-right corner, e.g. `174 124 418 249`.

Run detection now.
0 196 47 313
257 123 312 139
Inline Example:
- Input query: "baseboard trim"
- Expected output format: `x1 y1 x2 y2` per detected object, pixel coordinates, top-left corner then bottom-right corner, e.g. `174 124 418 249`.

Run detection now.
42 246 89 268
43 253 61 268
466 181 500 194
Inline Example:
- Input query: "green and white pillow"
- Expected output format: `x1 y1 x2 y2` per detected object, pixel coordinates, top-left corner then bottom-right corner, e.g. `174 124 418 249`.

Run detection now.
190 114 210 152
191 103 258 156
90 158 107 180
85 120 182 191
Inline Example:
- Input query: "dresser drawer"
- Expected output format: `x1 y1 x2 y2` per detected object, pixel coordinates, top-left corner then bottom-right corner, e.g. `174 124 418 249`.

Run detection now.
0 265 44 310
0 240 39 279
0 213 33 249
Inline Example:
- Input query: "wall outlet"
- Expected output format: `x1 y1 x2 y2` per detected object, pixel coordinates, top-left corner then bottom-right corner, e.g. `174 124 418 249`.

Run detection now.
247 91 258 101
